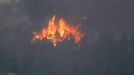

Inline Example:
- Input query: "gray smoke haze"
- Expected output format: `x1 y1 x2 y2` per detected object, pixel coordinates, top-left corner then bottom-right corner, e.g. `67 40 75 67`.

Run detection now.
21 0 134 34
0 0 134 75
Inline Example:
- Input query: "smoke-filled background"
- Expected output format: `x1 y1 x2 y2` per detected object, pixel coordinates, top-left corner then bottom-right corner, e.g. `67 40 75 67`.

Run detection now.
0 0 134 75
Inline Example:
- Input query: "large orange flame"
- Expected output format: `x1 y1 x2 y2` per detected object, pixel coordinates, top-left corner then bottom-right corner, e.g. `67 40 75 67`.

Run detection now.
32 15 84 47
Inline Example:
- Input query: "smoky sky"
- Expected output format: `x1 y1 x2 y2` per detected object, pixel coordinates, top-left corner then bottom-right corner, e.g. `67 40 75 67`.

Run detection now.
1 0 134 74
21 0 134 34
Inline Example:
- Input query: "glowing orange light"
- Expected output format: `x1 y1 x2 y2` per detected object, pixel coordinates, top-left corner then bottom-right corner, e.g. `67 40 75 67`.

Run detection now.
32 15 84 47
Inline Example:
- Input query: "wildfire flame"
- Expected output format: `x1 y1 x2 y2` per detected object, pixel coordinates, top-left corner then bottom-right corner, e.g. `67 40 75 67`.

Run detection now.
32 15 84 47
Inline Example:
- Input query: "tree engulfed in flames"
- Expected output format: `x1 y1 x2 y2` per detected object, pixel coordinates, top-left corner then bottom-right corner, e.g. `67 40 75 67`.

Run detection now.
32 16 84 47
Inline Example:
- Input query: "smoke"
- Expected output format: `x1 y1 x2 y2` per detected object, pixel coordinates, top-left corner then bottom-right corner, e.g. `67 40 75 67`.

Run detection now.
0 0 134 74
20 0 134 34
